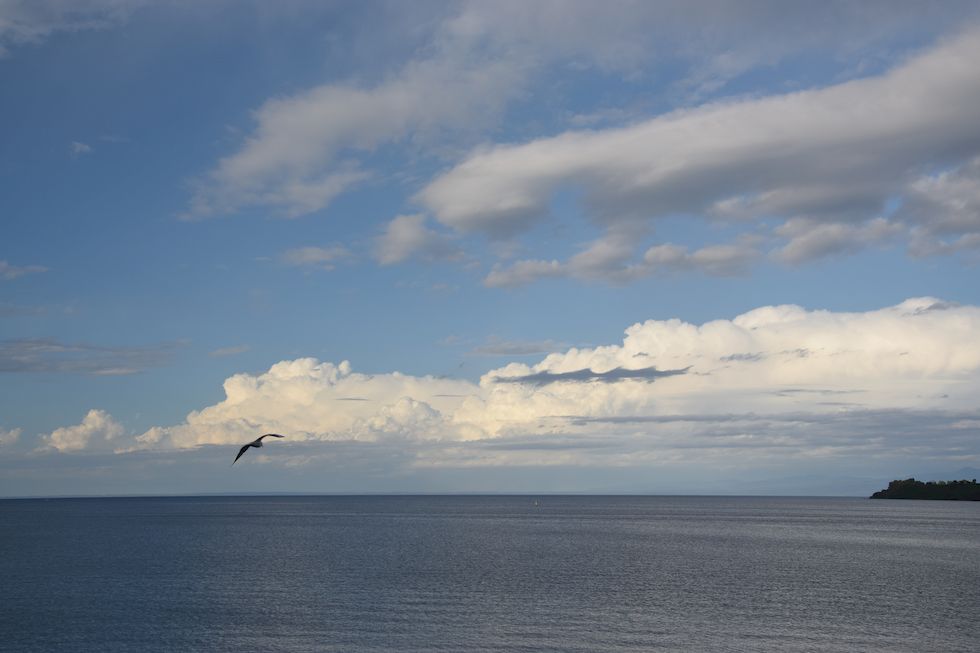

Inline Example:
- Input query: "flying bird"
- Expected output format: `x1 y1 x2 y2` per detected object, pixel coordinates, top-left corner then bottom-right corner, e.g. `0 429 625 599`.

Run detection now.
232 433 285 465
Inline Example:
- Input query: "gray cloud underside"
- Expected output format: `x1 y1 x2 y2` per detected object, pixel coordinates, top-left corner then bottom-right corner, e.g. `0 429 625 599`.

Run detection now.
493 365 689 385
721 352 766 362
5 406 977 496
905 300 960 315
772 388 863 397
545 408 980 459
0 337 177 375
564 407 967 426
476 436 622 452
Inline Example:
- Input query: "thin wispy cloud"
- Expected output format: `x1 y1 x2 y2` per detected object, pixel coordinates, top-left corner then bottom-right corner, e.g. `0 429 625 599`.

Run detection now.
0 260 47 281
469 337 568 357
281 245 351 271
0 337 177 375
208 345 250 358
0 0 145 57
0 302 46 318
69 141 92 158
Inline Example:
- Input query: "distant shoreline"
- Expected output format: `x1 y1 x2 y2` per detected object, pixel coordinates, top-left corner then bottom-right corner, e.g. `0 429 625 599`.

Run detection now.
871 478 980 501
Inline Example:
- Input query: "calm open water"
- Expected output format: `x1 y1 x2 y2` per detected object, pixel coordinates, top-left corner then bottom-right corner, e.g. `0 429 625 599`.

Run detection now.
0 495 977 652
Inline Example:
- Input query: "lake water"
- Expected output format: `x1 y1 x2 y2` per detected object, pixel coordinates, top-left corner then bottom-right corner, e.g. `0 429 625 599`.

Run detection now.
1 496 977 652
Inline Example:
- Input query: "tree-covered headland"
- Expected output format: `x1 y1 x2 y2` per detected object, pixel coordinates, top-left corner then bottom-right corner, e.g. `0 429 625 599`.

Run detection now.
870 478 980 500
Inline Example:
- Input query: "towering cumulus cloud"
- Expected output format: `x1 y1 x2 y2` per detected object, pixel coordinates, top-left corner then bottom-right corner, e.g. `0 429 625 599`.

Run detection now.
122 299 980 466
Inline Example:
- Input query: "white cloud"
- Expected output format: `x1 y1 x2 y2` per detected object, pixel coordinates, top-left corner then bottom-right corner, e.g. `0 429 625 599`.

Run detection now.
418 28 980 278
484 233 762 287
0 260 47 281
281 245 351 271
484 259 564 288
42 409 123 452
185 2 976 223
900 156 980 257
133 358 483 450
565 226 649 283
444 1 976 88
374 214 461 265
462 297 980 437
106 298 980 475
0 426 20 446
69 141 92 158
644 240 761 276
186 51 523 219
772 217 901 264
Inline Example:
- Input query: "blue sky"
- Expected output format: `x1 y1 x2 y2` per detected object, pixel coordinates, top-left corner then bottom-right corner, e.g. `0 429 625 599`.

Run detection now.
2 1 980 496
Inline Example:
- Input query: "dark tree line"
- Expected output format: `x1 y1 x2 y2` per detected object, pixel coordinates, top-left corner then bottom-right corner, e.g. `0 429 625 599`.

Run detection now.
870 478 980 500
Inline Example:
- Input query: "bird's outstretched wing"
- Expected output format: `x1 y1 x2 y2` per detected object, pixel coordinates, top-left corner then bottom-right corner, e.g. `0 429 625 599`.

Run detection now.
232 444 250 465
257 433 285 441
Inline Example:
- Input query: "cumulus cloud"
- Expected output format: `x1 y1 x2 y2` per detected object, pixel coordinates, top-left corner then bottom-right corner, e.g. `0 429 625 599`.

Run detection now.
900 156 980 257
644 240 762 276
42 409 123 452
0 426 20 446
374 214 462 265
485 233 762 287
280 245 351 271
133 358 482 450
79 297 976 477
0 260 47 281
772 217 901 264
36 299 978 483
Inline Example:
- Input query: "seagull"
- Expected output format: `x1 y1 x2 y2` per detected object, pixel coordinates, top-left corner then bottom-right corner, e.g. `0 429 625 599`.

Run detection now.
232 433 285 465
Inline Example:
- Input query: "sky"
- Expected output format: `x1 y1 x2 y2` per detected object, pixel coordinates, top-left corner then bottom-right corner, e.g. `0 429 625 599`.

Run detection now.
2 0 980 497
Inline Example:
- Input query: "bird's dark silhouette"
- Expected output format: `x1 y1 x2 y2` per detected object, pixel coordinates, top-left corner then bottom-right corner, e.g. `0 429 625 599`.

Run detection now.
232 433 285 465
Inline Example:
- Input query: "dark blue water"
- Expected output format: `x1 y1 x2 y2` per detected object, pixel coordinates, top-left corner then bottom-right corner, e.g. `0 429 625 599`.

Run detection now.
1 496 977 652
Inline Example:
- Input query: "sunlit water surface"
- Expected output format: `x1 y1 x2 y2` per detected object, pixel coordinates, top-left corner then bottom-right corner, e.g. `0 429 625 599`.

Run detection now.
1 496 977 652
